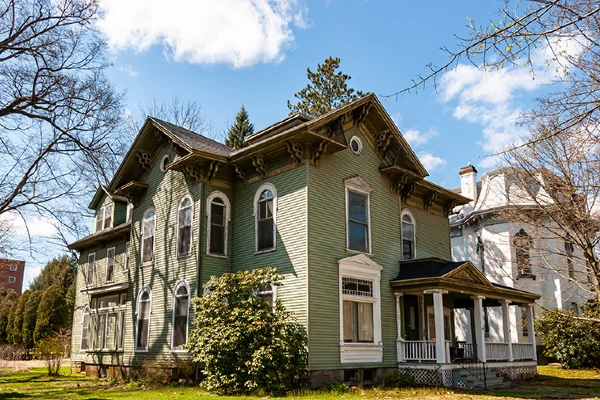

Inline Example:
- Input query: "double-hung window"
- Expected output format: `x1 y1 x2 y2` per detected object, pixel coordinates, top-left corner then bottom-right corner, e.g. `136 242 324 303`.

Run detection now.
342 278 374 342
401 211 415 260
105 247 115 282
255 184 276 252
345 177 372 254
8 276 16 283
95 204 114 232
207 191 230 256
141 208 156 265
86 253 96 285
177 196 193 257
514 229 532 277
124 242 130 271
136 288 152 351
172 282 190 350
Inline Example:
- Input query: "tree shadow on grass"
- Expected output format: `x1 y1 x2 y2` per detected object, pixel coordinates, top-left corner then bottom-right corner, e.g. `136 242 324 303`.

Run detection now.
480 374 600 399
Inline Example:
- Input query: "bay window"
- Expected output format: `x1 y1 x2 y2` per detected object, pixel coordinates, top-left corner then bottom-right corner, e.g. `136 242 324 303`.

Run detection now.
84 292 126 352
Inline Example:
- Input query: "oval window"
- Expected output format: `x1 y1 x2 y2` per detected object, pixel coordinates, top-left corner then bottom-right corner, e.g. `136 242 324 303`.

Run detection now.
160 155 170 172
349 136 362 155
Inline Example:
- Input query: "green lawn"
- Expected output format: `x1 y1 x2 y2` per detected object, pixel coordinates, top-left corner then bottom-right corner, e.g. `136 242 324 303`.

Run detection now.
0 366 598 400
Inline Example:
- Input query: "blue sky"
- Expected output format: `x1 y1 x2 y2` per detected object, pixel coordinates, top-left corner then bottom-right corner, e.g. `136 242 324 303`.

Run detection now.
18 0 563 287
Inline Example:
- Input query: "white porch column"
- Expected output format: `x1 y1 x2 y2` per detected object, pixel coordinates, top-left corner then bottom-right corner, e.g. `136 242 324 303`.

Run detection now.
526 304 537 361
471 295 486 362
395 292 404 362
426 289 448 364
501 300 513 361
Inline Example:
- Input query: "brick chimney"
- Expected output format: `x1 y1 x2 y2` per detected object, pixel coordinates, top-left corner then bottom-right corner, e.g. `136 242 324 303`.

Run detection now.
459 163 478 203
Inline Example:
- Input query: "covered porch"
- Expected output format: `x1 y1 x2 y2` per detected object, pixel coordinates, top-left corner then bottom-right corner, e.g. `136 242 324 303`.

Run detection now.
390 258 540 387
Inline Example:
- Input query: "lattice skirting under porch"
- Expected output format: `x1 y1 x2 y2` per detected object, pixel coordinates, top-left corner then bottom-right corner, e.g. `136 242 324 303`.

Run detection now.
399 368 453 387
489 365 537 380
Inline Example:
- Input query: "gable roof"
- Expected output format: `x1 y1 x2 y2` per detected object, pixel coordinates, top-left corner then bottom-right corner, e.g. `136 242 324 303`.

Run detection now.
88 185 128 210
150 117 232 156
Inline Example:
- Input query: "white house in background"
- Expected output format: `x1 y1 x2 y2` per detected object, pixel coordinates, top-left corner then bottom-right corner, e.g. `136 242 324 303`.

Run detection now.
449 165 593 351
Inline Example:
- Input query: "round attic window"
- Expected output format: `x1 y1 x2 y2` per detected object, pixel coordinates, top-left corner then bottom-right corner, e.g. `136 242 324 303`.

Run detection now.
349 136 362 155
160 155 170 172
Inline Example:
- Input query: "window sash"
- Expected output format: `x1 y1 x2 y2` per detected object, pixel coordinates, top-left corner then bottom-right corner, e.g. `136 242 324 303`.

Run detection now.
103 204 113 230
86 254 95 285
124 242 130 271
137 298 150 350
347 190 369 252
106 248 115 282
81 312 90 350
257 218 274 251
343 301 374 343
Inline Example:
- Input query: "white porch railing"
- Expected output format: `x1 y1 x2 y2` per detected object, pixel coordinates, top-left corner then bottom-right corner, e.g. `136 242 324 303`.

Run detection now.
512 343 535 360
398 340 451 363
485 342 510 361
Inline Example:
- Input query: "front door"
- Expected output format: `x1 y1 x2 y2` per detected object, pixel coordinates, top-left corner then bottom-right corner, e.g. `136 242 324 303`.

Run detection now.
404 295 419 340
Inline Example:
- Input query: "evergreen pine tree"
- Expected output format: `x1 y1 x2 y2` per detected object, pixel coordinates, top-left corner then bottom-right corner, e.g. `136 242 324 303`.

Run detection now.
287 56 364 118
225 106 253 149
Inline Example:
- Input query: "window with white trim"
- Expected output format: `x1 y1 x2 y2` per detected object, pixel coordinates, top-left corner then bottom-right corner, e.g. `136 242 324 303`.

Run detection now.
177 196 193 257
86 293 126 351
342 277 374 342
258 282 276 307
136 288 152 351
514 228 532 277
401 210 415 260
207 191 230 256
95 203 114 232
124 242 130 271
141 208 156 265
9 264 17 271
345 177 372 254
255 184 276 252
8 276 16 283
172 281 190 350
105 247 115 282
86 253 96 285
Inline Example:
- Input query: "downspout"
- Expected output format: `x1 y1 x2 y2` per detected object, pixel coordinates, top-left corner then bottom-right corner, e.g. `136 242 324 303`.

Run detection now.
196 182 205 297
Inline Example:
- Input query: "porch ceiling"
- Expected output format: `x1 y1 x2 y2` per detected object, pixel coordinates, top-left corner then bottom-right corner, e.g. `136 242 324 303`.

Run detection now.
390 258 540 306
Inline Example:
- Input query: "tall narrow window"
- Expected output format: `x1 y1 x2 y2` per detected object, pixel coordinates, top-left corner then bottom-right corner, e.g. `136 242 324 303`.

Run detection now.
124 242 130 271
207 191 230 256
141 208 156 265
565 240 575 278
105 247 115 282
80 307 90 351
86 253 96 285
177 196 193 257
255 184 276 252
136 288 151 351
401 211 415 260
348 191 369 253
514 229 532 277
172 282 190 350
258 282 275 307
477 236 485 273
103 204 113 230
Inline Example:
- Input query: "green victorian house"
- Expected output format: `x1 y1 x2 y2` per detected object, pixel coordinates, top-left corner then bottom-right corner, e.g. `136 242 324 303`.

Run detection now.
69 94 540 388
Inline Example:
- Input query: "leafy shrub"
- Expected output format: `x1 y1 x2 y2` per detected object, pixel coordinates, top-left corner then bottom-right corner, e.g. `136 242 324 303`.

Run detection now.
322 381 350 392
187 268 308 395
34 331 69 376
381 371 415 388
536 301 600 368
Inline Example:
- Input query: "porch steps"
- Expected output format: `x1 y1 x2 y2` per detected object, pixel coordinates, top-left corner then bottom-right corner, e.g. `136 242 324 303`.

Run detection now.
456 369 508 389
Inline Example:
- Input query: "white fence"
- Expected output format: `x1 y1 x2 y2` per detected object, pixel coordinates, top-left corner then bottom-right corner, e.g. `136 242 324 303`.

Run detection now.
486 342 510 360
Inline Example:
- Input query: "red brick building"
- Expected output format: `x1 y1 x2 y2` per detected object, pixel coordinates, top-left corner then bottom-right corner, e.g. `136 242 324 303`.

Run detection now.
0 258 25 295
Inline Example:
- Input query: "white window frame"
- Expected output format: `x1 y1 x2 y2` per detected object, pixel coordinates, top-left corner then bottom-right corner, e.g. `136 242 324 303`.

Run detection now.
9 264 17 271
160 154 170 172
338 254 383 363
8 276 16 283
126 203 134 222
124 242 130 271
80 305 91 352
171 280 191 352
426 306 452 341
141 207 156 266
254 183 277 253
206 191 231 257
257 281 278 310
344 178 373 254
105 247 116 283
86 253 96 286
95 203 115 233
135 286 152 352
401 209 416 260
176 194 194 258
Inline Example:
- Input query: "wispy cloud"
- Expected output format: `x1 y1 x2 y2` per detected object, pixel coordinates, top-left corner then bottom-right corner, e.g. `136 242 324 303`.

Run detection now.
98 0 308 68
0 212 58 238
418 152 447 172
116 65 139 77
403 128 439 148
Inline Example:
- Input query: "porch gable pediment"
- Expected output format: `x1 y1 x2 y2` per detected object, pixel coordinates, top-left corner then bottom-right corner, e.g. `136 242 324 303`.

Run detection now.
443 262 493 288
338 253 383 272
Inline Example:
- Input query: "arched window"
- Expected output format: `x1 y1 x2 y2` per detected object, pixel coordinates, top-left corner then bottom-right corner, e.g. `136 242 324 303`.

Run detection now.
514 229 532 277
401 210 416 260
80 306 91 351
136 287 152 351
177 195 194 257
172 281 190 350
477 236 485 273
141 208 156 265
207 191 231 256
255 184 277 252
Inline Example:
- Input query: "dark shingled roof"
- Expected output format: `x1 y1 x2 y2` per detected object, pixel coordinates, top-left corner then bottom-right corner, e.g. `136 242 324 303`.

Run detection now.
392 258 466 281
150 117 233 157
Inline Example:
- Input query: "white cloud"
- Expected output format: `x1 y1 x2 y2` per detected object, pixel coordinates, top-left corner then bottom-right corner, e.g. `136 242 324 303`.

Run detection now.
0 212 57 238
116 65 139 77
403 128 439 148
418 152 447 172
98 0 307 68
